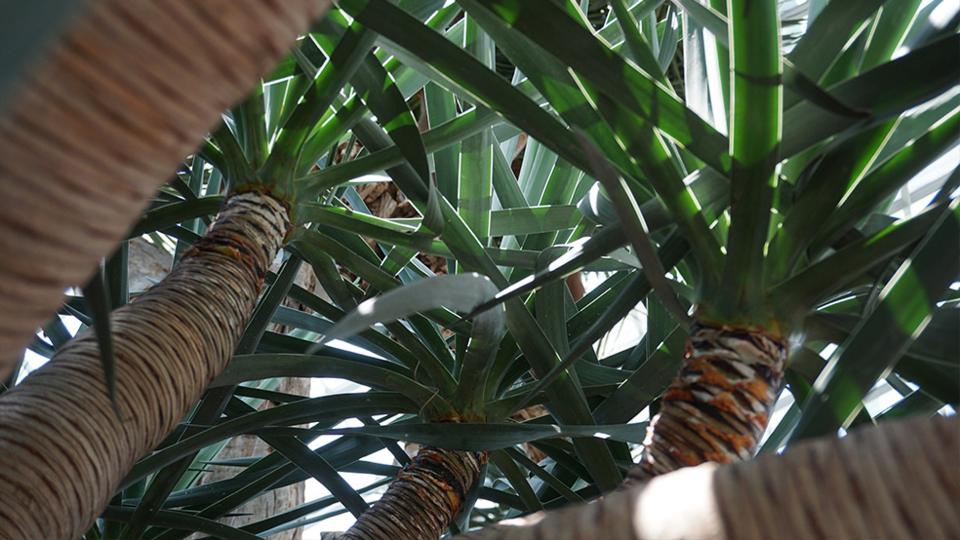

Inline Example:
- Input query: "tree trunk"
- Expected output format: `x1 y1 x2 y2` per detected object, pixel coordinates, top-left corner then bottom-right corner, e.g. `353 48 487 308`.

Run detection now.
338 447 486 540
0 192 289 539
456 415 959 539
188 376 307 540
189 264 321 540
127 241 312 539
0 0 327 379
628 321 787 482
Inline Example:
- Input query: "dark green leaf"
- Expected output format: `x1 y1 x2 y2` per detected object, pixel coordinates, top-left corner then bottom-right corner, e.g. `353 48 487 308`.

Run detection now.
791 201 959 439
81 263 117 412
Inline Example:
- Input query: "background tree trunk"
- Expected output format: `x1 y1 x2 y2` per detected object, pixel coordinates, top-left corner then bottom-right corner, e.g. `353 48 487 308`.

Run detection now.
188 377 308 540
0 0 327 379
0 192 289 539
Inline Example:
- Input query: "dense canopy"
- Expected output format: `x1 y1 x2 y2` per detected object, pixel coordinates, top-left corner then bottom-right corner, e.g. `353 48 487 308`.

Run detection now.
0 1 957 539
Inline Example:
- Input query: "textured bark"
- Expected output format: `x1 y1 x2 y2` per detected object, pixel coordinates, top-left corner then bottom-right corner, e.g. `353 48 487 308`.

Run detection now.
189 378 308 540
338 447 486 540
457 416 959 539
353 181 447 274
189 265 321 540
0 0 328 379
628 321 787 482
128 244 314 540
128 237 173 293
0 192 289 540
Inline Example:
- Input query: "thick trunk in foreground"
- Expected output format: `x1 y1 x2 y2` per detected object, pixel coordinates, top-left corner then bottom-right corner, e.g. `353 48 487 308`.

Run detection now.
457 416 959 539
629 321 787 482
338 447 486 540
0 0 326 379
0 192 289 540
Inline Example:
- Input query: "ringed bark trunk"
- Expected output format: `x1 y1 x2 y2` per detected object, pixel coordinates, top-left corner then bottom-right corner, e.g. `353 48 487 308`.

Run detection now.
338 447 486 540
629 321 787 482
0 192 289 540
0 0 327 379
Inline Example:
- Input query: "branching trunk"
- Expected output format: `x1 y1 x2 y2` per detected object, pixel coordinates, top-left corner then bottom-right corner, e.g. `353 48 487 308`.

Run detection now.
0 0 326 379
0 192 289 539
339 447 486 540
629 321 787 482
456 416 959 539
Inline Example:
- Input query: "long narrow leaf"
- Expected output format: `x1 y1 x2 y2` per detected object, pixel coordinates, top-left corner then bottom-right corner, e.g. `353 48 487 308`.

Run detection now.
81 263 117 412
791 200 959 439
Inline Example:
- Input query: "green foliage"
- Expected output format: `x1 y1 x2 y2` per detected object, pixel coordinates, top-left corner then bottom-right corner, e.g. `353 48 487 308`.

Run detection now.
14 0 957 535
